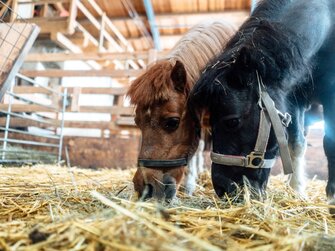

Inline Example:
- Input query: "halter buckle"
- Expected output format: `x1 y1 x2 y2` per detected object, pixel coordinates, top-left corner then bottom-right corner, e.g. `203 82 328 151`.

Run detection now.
245 151 265 168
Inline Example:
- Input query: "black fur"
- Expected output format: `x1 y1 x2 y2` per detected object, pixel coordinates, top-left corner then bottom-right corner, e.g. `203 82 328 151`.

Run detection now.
189 0 335 202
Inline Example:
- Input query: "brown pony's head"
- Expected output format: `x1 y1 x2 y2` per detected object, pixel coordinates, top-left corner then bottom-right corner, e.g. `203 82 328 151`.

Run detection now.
127 60 200 201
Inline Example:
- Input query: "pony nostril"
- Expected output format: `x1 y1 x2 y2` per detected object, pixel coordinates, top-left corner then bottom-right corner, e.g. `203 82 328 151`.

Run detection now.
142 184 154 200
163 174 177 201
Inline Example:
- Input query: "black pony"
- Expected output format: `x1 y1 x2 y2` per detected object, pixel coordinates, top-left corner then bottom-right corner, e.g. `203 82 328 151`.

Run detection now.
189 0 335 208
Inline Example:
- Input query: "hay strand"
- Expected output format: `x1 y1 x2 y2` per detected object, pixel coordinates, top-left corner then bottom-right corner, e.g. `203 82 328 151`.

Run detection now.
0 165 334 250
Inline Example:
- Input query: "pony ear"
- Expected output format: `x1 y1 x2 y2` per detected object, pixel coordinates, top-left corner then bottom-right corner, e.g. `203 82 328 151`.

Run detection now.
171 60 187 93
226 46 253 88
235 46 252 70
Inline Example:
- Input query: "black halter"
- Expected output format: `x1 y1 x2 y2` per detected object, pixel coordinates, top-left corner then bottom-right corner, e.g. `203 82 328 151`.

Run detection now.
137 157 188 168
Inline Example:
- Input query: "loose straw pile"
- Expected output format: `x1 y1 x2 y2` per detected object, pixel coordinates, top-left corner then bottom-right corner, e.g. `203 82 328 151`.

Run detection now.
0 165 334 250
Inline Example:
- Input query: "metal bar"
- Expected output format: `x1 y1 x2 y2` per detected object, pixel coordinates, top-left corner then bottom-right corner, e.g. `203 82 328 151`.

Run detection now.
0 109 59 126
0 138 59 147
58 88 67 163
16 73 65 96
6 91 58 111
0 24 39 101
121 0 152 48
2 80 14 160
0 149 57 156
0 126 60 139
142 0 161 50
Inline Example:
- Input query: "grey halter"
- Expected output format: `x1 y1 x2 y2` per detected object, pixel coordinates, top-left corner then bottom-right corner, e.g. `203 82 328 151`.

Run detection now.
211 75 293 175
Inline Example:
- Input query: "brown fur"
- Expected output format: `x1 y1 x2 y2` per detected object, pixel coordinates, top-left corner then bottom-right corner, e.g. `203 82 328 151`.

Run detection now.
128 21 236 107
128 61 192 108
127 20 237 200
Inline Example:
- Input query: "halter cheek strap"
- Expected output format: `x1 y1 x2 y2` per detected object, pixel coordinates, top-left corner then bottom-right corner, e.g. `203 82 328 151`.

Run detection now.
211 87 293 175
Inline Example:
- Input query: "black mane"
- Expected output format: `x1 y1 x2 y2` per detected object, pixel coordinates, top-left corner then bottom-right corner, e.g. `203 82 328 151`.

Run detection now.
191 1 312 109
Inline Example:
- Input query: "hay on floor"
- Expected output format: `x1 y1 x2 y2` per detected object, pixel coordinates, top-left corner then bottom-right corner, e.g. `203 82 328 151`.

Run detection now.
0 165 334 250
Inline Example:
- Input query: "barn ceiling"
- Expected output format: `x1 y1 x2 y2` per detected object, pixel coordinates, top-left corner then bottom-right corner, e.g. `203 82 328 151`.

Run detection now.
77 0 251 51
14 0 251 70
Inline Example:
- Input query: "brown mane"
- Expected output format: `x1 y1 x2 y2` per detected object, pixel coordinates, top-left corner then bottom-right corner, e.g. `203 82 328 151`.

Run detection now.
127 20 236 107
127 61 180 108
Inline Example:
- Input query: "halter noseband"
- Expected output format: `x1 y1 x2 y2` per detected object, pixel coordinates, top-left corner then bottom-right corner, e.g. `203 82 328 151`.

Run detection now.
211 80 293 175
138 157 188 168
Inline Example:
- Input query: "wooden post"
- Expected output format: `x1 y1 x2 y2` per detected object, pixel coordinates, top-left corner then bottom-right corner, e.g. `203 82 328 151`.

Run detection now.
70 87 81 112
99 13 106 52
67 0 77 34
0 0 12 18
9 0 18 22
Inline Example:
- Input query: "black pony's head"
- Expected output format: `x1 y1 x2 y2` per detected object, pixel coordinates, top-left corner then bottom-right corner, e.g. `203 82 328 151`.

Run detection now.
189 19 306 199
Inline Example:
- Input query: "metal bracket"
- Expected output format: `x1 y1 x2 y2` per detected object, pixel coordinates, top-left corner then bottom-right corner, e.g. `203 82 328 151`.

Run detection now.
277 111 292 127
245 151 265 168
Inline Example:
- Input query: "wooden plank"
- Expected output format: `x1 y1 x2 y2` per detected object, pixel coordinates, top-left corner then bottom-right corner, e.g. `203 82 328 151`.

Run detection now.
0 117 60 127
76 0 123 52
0 104 134 114
51 31 81 53
70 87 80 112
99 13 106 52
78 106 134 114
79 87 128 95
0 0 12 17
25 51 167 62
116 116 135 126
19 69 143 77
13 86 129 95
86 0 103 15
24 17 68 35
63 120 136 129
0 117 136 129
154 10 249 28
18 0 70 5
9 0 18 22
13 86 53 94
0 104 57 112
75 21 99 47
51 32 101 70
67 0 78 34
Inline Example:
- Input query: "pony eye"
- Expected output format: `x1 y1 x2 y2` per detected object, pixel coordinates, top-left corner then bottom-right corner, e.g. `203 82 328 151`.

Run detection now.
223 118 241 130
163 117 180 131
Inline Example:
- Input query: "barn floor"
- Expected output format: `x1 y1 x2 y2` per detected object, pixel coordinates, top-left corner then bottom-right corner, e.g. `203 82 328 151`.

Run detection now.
1 165 335 250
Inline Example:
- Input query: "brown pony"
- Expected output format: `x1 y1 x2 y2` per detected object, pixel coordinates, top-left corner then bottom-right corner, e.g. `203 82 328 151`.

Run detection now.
127 20 236 200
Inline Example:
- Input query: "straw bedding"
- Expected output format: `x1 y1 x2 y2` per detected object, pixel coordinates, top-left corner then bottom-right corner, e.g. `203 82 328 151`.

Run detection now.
0 165 334 250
